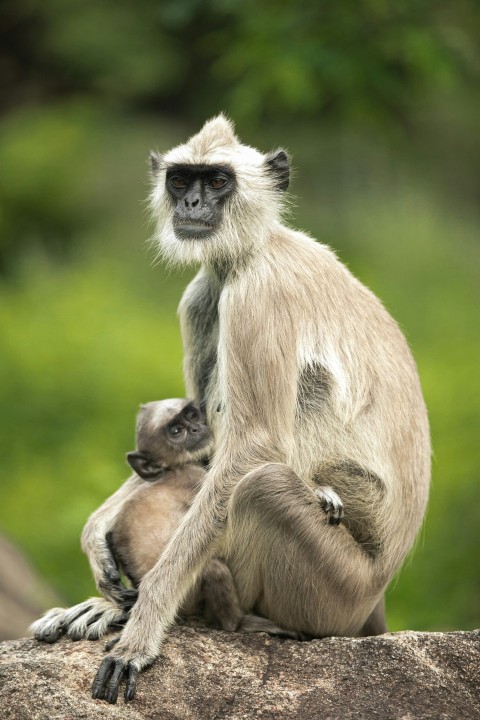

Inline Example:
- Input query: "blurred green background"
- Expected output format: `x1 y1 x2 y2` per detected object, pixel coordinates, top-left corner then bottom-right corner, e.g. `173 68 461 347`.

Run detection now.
0 0 479 634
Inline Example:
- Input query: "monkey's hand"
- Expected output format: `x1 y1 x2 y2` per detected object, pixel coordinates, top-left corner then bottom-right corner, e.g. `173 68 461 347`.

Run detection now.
315 486 344 525
93 531 130 603
91 582 172 704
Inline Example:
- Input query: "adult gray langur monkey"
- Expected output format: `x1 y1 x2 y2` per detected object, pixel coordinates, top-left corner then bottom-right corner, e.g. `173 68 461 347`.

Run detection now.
92 115 431 703
32 399 305 643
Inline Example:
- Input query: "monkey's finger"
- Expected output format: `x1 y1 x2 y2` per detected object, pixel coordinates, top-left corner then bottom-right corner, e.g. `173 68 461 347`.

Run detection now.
328 500 344 525
63 602 94 624
105 635 121 651
124 663 139 702
83 608 128 641
104 564 122 584
106 660 126 704
117 588 139 611
92 656 115 700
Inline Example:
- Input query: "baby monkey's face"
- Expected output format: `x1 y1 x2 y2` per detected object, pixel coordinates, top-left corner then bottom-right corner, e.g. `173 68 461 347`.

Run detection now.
163 401 211 454
127 399 212 480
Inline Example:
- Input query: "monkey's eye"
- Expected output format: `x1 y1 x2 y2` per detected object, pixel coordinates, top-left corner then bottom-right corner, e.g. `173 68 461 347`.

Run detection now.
209 177 228 189
168 424 184 437
170 176 187 190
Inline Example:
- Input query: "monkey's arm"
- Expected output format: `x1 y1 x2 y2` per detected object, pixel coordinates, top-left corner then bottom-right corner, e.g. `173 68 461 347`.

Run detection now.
91 278 300 703
81 476 144 604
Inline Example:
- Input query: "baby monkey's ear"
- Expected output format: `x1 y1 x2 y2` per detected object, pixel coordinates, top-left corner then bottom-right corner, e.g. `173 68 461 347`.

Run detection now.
126 451 164 480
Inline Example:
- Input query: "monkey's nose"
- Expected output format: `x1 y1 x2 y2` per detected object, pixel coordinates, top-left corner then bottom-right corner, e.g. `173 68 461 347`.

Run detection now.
184 197 200 208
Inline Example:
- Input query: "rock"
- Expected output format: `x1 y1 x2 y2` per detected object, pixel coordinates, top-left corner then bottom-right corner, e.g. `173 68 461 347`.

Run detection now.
0 627 479 719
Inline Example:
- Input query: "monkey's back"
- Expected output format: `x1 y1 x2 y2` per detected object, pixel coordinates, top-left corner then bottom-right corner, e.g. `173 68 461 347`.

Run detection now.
181 225 430 578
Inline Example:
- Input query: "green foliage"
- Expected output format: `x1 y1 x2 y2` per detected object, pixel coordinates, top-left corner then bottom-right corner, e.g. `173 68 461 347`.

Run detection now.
0 103 187 270
0 104 103 269
2 0 479 128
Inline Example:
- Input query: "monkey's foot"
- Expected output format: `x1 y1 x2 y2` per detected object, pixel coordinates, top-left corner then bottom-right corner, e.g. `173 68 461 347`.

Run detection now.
30 598 129 643
92 656 140 704
91 629 158 704
239 614 310 640
66 598 129 641
315 486 344 525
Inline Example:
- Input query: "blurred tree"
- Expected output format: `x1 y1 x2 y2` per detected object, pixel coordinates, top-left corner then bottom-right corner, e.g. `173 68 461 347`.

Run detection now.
1 0 478 125
1 0 479 270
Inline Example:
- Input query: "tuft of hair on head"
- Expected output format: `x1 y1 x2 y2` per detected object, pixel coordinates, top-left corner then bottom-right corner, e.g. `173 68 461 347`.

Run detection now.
149 115 293 270
187 113 239 157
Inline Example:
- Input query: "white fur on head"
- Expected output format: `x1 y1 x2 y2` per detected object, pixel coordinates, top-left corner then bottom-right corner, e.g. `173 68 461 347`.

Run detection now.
139 399 188 433
150 114 287 268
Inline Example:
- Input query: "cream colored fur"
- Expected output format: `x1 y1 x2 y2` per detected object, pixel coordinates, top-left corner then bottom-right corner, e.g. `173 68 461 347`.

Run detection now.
106 116 431 674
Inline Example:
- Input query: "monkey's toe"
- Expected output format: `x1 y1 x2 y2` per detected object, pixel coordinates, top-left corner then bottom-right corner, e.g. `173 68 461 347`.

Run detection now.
92 656 139 704
315 486 344 525
30 609 67 644
40 625 66 643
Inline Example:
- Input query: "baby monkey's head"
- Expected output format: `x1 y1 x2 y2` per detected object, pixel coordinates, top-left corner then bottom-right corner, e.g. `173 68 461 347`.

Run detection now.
126 399 212 480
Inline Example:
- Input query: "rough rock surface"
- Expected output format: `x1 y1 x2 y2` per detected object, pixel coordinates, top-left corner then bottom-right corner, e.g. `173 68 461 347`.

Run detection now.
0 627 479 719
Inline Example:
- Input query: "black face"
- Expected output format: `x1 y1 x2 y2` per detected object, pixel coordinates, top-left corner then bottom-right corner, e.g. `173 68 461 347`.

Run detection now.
166 164 236 240
165 401 210 452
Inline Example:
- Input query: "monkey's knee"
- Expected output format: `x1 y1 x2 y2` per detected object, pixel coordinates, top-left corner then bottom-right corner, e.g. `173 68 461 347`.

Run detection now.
231 463 327 531
232 463 307 512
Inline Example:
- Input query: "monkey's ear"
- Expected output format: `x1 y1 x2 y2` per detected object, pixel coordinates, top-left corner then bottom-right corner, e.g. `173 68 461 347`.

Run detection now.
126 451 163 480
149 152 161 177
265 149 290 192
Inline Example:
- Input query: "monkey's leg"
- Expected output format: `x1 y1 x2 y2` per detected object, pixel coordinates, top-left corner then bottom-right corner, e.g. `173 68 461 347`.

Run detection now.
200 558 307 638
224 463 387 638
91 470 241 703
200 558 242 631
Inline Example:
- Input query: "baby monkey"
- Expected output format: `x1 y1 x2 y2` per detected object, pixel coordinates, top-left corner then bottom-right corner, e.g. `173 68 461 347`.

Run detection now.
33 399 340 642
108 399 254 633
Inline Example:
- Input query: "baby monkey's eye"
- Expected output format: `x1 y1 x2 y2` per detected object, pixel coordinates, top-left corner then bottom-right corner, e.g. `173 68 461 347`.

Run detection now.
209 177 227 189
168 424 183 437
170 176 187 190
